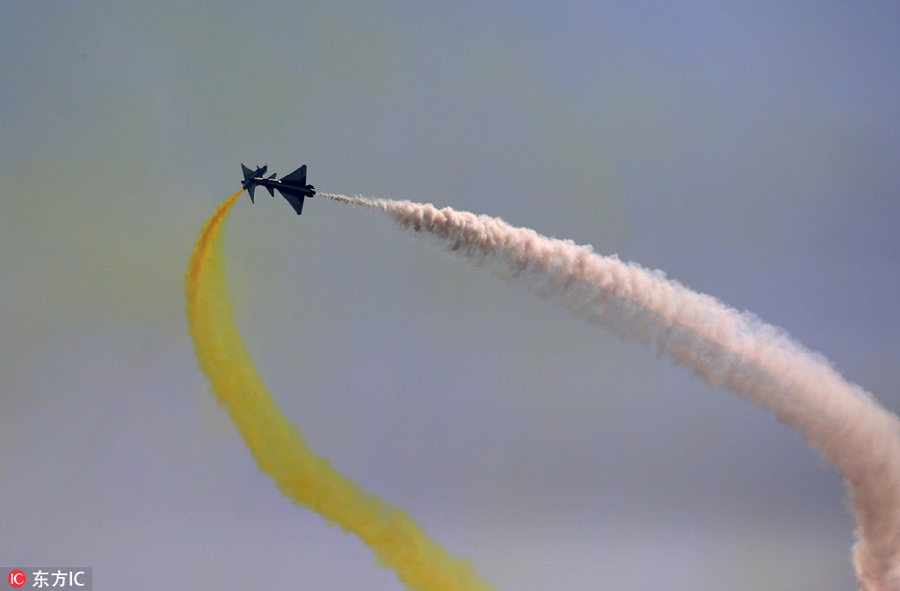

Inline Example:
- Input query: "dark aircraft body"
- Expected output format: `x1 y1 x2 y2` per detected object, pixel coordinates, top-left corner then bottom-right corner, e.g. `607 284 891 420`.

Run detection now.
241 164 316 215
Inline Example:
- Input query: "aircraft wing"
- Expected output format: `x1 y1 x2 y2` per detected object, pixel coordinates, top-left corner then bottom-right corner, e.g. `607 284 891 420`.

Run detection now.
280 165 307 186
278 190 306 215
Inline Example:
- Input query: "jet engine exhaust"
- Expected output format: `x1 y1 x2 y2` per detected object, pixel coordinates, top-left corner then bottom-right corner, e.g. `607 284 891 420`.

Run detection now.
320 192 900 591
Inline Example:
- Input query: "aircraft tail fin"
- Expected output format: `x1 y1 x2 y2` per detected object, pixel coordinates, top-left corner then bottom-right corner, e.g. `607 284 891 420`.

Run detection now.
241 163 257 203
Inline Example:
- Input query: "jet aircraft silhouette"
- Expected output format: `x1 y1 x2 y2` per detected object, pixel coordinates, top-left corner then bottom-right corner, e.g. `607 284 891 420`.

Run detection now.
241 164 316 215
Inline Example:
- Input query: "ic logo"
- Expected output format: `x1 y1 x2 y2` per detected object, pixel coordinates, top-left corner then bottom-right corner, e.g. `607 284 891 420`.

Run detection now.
7 570 25 588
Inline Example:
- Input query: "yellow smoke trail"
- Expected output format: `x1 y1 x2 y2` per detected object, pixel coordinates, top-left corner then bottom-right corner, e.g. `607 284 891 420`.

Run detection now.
185 191 496 591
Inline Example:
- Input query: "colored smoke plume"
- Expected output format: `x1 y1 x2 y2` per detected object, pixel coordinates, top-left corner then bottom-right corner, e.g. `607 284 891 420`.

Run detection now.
321 193 900 591
185 191 496 591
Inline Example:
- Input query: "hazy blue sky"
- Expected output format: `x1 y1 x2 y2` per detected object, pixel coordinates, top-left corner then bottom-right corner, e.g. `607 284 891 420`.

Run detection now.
1 2 898 589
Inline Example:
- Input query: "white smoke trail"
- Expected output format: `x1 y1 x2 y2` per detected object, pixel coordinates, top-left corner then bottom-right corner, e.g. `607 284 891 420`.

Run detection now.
322 193 900 591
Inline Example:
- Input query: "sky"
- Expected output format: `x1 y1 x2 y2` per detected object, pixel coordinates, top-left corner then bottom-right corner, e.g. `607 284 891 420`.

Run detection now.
1 2 899 590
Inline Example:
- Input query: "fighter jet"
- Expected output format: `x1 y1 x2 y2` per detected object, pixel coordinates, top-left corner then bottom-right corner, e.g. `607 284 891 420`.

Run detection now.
241 163 316 215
